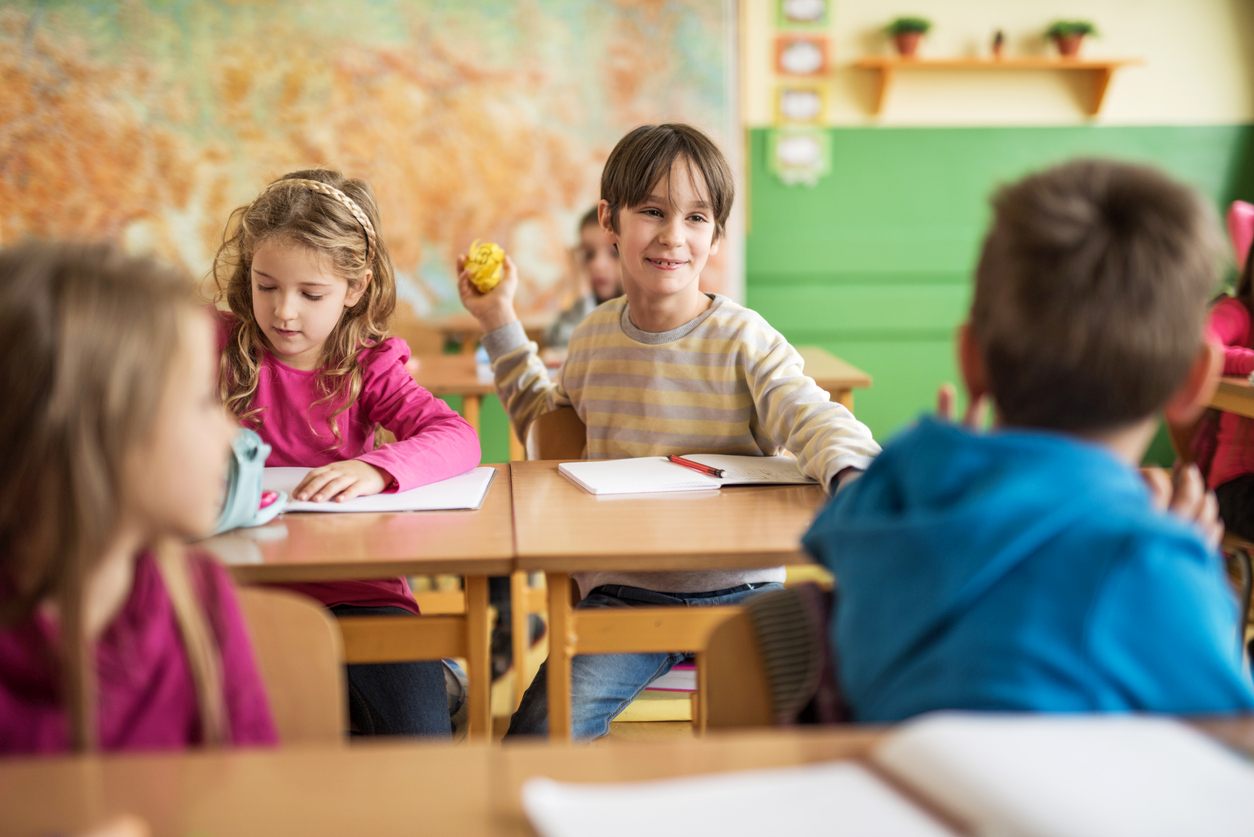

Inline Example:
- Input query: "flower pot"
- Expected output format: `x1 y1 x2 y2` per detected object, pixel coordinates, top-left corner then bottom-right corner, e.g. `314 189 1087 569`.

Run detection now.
1053 33 1084 57
893 32 922 57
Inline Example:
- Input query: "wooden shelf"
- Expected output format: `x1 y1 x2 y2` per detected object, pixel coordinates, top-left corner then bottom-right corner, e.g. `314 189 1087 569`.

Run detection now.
852 56 1143 117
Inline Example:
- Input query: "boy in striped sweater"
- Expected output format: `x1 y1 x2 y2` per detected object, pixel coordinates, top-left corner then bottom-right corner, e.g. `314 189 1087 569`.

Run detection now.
457 123 880 738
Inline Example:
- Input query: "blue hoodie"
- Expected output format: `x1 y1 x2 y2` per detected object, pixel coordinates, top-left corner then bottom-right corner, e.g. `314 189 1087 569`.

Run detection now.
803 417 1254 723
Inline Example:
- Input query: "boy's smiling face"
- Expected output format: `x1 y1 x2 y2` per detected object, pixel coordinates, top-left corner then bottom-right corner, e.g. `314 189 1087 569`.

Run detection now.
603 156 721 305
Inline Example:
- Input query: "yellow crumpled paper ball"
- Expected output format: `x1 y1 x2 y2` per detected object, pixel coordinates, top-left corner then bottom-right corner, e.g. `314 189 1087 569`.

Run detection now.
465 239 506 293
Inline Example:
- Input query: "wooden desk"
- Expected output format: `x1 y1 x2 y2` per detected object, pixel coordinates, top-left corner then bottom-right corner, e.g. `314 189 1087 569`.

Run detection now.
797 346 873 411
6 719 1252 835
0 727 879 836
511 460 827 740
412 353 525 459
201 465 514 740
426 313 549 355
1211 376 1254 419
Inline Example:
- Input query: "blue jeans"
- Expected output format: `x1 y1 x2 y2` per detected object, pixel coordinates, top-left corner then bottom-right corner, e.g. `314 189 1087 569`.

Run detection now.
506 581 783 740
330 605 453 738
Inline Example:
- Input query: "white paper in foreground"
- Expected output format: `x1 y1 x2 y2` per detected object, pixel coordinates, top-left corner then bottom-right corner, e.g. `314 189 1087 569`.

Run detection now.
522 761 953 837
875 713 1254 837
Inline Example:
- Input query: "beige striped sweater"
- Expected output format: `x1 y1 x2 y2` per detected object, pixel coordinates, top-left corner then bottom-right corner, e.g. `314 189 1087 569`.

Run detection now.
483 294 880 595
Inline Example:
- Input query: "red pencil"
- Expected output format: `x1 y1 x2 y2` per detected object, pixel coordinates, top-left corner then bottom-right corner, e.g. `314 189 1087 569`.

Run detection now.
666 454 725 478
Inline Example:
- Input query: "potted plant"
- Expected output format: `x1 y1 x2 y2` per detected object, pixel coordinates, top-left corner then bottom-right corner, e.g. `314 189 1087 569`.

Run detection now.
1045 20 1097 58
885 16 931 58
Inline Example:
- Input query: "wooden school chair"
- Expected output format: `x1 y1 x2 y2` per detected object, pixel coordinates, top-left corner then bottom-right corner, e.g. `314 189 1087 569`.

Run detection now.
698 584 835 732
524 405 587 460
696 608 774 730
237 587 347 744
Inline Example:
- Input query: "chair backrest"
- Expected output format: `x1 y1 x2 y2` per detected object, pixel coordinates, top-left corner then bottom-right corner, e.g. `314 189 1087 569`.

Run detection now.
525 407 587 460
697 608 775 731
699 584 837 732
237 586 346 744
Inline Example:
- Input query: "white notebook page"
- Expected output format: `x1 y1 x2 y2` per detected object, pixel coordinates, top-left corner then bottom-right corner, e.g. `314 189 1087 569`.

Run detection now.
264 466 495 513
523 761 953 837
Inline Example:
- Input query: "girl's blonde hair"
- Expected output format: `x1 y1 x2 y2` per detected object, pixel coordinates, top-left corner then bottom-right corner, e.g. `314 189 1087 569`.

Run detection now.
213 169 396 441
0 241 227 752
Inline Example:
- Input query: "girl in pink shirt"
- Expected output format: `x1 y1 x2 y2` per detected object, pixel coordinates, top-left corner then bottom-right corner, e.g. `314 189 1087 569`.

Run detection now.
1207 241 1254 539
0 242 276 754
214 170 480 737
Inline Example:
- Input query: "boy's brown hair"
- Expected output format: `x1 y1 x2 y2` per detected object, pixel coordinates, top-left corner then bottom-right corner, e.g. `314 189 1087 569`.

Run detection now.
600 123 734 238
973 158 1221 433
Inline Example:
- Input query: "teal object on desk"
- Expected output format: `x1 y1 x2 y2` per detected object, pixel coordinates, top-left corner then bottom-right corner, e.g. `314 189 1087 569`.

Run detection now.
211 428 286 535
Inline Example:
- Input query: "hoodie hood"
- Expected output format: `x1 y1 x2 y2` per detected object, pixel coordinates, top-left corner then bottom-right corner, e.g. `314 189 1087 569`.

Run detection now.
803 416 1155 701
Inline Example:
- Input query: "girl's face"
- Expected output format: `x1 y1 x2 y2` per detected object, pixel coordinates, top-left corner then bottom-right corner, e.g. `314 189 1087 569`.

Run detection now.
249 238 368 370
124 310 237 540
577 222 621 304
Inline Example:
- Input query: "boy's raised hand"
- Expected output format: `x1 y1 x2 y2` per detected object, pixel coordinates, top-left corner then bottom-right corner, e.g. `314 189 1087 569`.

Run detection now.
1143 464 1224 550
936 383 989 430
457 253 520 333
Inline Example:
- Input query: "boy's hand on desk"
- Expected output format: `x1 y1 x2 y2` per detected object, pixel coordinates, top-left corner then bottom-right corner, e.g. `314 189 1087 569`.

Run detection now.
458 253 519 333
293 460 389 502
1142 465 1223 550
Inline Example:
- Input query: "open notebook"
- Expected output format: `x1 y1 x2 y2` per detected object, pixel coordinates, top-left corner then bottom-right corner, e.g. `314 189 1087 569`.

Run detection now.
264 466 495 513
523 714 1254 837
557 455 815 496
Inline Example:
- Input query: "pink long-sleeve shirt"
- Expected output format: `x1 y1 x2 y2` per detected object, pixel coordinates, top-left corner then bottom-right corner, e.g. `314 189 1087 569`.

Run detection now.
1205 297 1254 489
219 316 481 613
0 552 277 754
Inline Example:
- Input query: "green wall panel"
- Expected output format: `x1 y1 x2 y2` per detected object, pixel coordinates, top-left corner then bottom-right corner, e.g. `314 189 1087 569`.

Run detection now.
440 392 513 465
749 281 969 337
748 125 1253 278
747 123 1254 456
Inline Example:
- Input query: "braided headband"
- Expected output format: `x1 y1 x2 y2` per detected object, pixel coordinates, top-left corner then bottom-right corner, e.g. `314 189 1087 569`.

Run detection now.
263 178 376 261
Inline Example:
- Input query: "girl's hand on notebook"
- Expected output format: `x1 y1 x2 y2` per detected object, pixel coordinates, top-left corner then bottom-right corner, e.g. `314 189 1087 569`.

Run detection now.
1143 464 1223 550
292 459 389 502
936 384 989 430
457 252 519 332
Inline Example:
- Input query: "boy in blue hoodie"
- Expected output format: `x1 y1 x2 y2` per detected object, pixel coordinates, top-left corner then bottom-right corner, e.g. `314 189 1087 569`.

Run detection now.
804 159 1254 722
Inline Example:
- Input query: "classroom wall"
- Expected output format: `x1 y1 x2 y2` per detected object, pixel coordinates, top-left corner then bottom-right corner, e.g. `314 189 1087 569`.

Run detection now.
741 0 1254 457
746 123 1254 444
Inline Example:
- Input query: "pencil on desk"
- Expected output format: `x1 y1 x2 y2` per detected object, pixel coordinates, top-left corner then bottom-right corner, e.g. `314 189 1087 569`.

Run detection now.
667 454 725 478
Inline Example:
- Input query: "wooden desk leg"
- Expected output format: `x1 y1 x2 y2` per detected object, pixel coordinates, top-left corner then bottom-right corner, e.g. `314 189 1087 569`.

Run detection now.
834 388 854 411
464 575 491 740
510 570 530 709
463 395 482 435
546 572 575 742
